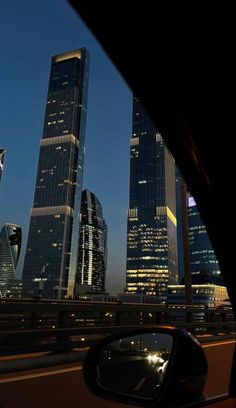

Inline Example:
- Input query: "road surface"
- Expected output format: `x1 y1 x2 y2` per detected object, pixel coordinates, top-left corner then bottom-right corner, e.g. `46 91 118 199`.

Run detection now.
0 340 235 408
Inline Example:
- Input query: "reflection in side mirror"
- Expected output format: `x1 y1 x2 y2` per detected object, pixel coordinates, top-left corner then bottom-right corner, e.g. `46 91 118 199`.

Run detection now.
83 327 208 407
97 333 173 399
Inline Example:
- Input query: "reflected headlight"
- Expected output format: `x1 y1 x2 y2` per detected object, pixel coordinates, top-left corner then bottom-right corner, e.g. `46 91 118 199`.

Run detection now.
147 354 164 364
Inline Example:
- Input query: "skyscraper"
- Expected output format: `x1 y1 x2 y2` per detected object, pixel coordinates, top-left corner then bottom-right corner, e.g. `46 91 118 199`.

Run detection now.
76 190 107 294
0 224 21 297
188 196 220 276
126 97 178 300
175 167 185 282
0 149 6 184
22 49 90 299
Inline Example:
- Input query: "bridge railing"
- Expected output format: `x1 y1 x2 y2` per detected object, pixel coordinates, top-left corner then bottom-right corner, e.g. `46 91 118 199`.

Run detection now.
0 321 236 357
0 298 234 331
0 299 235 356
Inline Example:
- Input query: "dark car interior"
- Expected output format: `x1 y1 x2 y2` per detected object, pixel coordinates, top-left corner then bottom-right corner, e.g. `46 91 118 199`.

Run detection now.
68 1 236 407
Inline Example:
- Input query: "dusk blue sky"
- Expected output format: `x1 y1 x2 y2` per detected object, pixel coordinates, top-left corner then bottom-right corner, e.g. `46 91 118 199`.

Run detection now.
0 0 132 294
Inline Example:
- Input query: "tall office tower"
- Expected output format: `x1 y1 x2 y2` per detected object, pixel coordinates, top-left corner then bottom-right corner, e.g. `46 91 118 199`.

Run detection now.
76 190 107 294
22 49 90 299
188 196 220 276
126 97 178 301
0 224 21 297
0 149 6 184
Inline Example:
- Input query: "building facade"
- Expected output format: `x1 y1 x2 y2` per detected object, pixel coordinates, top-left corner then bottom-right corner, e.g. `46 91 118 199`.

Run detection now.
4 279 22 298
167 284 229 307
126 97 178 300
22 49 90 299
188 196 220 276
0 224 22 297
76 190 107 294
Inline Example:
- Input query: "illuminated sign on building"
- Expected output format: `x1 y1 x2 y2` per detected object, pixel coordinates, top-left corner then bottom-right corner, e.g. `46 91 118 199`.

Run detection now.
188 196 196 207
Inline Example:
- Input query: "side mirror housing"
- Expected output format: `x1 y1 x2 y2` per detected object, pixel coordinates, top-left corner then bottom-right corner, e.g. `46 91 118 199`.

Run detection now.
83 326 207 407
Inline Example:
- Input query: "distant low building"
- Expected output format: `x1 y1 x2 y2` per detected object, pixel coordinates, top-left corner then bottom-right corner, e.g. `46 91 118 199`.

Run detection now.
90 294 117 302
117 293 160 304
167 284 230 307
82 293 161 304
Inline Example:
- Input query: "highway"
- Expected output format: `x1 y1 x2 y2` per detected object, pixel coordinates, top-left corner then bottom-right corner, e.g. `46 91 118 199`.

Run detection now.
0 340 235 408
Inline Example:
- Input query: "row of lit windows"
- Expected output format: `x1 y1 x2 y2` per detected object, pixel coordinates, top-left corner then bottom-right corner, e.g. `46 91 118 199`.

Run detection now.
127 268 168 273
189 230 206 236
189 225 205 231
47 119 65 126
192 249 214 254
127 273 169 279
51 243 62 248
128 232 167 239
131 153 139 158
47 99 74 105
188 211 200 216
55 146 67 152
48 111 65 117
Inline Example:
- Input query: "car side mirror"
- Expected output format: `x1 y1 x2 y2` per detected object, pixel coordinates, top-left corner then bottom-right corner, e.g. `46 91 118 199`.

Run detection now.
83 327 208 407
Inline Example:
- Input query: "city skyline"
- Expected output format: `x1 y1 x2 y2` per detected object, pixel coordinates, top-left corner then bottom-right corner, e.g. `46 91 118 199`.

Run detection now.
0 1 222 298
0 0 132 295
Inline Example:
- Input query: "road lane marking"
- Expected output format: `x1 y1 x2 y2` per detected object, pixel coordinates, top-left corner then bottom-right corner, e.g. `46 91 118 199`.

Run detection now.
0 366 83 384
202 340 235 348
133 377 146 391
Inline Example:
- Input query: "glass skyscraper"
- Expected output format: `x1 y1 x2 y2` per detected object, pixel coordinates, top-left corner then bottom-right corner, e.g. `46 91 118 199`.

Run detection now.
0 224 21 297
76 190 107 294
126 97 178 300
188 196 220 276
22 49 90 299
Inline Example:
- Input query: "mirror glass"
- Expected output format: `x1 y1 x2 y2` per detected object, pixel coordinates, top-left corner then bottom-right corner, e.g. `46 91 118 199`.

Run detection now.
96 332 173 399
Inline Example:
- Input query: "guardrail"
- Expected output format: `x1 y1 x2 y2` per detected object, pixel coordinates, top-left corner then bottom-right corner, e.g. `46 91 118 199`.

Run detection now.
0 299 235 357
0 299 234 331
1 321 236 357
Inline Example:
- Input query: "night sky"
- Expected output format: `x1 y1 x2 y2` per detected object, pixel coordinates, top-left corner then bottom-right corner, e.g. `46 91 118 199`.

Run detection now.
0 0 132 294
